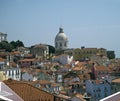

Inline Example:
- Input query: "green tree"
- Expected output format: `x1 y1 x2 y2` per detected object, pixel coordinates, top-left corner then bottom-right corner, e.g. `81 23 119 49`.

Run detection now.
0 40 24 52
107 51 115 59
48 45 55 54
10 40 24 48
0 41 14 52
10 41 17 48
16 40 24 47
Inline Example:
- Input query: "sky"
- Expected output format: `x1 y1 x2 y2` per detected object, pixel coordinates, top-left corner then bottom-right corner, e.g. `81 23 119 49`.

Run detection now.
0 0 120 57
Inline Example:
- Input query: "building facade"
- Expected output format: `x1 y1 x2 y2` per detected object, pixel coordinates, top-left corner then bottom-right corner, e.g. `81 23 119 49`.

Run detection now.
0 32 7 42
86 80 111 101
52 54 73 65
30 44 49 59
3 68 21 81
65 47 107 61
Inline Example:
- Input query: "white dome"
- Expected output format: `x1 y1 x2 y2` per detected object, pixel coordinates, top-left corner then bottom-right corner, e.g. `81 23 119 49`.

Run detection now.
55 28 68 41
55 27 68 50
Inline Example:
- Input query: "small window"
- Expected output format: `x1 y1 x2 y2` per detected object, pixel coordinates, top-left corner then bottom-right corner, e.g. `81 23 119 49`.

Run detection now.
9 70 10 76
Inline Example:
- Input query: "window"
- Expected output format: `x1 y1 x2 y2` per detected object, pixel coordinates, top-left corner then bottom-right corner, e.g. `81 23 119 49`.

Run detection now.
98 88 101 92
64 42 67 47
111 86 113 90
60 43 62 47
98 93 100 98
104 87 107 92
105 93 107 97
94 94 96 98
9 70 10 76
58 77 61 80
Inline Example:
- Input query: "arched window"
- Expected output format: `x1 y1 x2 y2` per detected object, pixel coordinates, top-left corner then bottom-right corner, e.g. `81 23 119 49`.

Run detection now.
60 43 62 47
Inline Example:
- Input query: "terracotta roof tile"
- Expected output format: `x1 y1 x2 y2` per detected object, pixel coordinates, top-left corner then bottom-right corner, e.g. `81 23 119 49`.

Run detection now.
112 78 120 83
21 68 41 75
31 80 51 85
9 62 17 67
75 93 86 101
0 58 6 61
72 67 81 71
75 62 86 67
95 66 110 71
51 83 60 87
91 80 105 84
19 58 35 62
3 79 54 101
55 94 71 99
10 51 21 55
78 73 91 80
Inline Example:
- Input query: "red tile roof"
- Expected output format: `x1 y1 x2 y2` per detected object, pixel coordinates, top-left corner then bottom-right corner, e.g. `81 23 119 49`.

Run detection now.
95 66 110 71
31 80 51 85
19 58 35 62
10 51 21 55
3 79 54 101
75 93 86 101
0 58 6 62
78 73 91 80
9 62 17 67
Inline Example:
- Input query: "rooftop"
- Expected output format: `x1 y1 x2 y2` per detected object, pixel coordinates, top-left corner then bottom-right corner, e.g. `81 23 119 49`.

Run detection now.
3 79 54 101
112 78 120 83
100 91 120 101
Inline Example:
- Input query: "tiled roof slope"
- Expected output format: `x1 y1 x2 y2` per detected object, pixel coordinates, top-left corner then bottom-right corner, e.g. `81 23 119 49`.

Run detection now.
3 79 54 101
0 82 23 101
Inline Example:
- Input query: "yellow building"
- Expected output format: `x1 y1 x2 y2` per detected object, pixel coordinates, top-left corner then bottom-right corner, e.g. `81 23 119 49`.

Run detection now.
64 47 107 61
0 71 8 81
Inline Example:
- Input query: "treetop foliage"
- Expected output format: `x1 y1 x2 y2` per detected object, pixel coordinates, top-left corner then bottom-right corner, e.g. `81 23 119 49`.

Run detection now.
0 40 24 52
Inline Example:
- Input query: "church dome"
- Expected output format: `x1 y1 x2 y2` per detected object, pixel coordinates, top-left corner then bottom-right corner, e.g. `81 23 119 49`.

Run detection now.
55 28 68 41
55 27 68 50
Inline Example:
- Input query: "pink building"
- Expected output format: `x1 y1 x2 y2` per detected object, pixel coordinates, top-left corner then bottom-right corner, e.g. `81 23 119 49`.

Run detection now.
91 65 110 79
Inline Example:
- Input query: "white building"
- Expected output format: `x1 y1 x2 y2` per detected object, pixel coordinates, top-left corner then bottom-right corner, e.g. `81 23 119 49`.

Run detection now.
3 68 21 81
0 58 6 70
30 44 49 59
0 32 7 42
55 27 68 50
52 54 73 65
